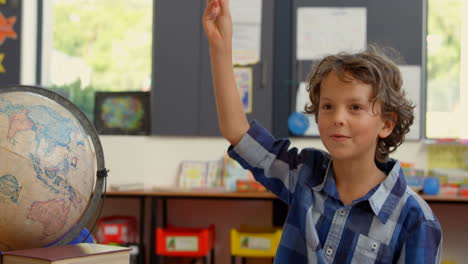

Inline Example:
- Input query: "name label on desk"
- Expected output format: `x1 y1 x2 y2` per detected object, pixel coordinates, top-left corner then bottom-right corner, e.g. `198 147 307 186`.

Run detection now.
240 236 271 250
166 236 199 251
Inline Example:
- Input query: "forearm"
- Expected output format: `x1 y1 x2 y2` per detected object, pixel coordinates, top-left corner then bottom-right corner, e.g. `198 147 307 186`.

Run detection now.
209 48 249 145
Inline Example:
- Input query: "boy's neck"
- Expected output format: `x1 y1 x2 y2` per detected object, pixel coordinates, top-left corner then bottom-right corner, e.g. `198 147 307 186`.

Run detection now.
332 157 386 206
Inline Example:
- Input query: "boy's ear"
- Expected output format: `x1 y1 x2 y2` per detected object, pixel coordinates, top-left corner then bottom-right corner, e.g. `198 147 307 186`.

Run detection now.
379 112 397 139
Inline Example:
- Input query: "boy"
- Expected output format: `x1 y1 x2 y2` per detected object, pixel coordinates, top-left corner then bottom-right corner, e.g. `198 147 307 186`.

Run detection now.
203 0 442 263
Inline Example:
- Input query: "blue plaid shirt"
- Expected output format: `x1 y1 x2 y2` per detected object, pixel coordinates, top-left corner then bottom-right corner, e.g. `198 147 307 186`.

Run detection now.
229 121 442 264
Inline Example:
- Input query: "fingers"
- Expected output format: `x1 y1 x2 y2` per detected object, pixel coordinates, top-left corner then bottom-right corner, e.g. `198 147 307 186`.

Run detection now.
218 0 230 17
204 0 220 21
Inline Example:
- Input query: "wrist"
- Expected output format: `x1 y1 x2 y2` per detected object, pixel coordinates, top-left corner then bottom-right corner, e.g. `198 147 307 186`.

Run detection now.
209 46 233 62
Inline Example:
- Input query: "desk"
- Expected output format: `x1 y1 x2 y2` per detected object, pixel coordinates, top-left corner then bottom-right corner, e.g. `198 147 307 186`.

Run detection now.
106 190 468 264
104 192 147 264
107 190 281 264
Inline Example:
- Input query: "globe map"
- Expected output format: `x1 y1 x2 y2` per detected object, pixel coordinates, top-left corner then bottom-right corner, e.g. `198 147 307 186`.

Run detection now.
0 87 98 251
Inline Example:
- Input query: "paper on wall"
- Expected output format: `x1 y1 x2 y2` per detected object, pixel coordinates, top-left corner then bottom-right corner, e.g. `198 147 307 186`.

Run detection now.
297 7 367 60
231 0 262 65
399 65 421 140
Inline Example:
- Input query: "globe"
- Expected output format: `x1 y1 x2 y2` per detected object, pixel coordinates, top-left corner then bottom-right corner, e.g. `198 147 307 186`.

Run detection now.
0 86 106 251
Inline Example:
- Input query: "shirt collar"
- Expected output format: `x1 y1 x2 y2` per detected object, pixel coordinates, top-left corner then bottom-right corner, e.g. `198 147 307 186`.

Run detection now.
311 159 332 192
368 160 407 224
312 158 407 224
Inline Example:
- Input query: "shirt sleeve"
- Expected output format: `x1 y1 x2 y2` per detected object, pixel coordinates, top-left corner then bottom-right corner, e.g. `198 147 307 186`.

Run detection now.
228 121 323 205
397 220 442 264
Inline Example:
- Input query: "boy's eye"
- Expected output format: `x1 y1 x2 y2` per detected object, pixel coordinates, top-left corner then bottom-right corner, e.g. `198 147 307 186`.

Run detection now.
350 105 362 111
321 104 332 110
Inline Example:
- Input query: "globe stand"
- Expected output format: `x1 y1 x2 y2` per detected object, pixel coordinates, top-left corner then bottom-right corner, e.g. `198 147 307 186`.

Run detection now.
53 167 107 246
0 85 108 247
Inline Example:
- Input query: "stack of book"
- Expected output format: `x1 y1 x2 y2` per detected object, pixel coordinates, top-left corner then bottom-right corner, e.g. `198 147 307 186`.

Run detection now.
0 243 131 264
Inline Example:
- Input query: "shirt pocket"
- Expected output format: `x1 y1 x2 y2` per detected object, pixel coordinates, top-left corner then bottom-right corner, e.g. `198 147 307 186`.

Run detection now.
350 234 381 264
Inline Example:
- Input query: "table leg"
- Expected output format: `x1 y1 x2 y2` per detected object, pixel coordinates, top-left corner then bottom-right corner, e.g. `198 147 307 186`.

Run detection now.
139 196 145 264
162 198 167 227
150 197 158 264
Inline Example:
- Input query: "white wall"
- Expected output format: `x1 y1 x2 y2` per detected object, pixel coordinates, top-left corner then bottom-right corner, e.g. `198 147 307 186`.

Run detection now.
100 136 428 188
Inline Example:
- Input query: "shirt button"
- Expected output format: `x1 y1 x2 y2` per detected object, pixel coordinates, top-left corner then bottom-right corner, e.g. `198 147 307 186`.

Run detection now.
371 243 378 250
326 247 333 256
339 209 345 216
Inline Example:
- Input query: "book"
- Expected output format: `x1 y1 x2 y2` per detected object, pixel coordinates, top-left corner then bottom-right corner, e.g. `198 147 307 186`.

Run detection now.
222 154 254 191
177 160 209 189
109 182 146 191
1 243 131 264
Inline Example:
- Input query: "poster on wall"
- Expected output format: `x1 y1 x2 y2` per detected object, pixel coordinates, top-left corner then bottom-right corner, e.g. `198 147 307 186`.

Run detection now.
94 91 151 135
234 67 253 113
0 0 21 86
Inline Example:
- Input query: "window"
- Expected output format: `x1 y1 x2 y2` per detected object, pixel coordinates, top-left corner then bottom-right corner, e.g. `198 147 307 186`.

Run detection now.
41 0 153 120
426 0 467 139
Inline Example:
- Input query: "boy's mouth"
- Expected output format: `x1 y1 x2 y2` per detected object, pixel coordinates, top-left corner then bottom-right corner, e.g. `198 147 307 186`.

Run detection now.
330 134 350 141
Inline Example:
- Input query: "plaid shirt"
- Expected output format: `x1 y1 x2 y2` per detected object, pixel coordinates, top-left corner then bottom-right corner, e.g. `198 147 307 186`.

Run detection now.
229 121 442 264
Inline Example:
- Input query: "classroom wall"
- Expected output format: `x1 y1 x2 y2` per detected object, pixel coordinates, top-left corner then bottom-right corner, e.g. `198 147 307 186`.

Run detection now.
20 4 466 263
20 2 429 188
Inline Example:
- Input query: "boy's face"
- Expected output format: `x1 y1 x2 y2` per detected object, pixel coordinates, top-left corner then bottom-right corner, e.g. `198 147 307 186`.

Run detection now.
317 71 394 162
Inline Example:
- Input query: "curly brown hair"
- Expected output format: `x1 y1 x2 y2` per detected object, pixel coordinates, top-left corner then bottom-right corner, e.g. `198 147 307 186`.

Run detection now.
305 46 415 162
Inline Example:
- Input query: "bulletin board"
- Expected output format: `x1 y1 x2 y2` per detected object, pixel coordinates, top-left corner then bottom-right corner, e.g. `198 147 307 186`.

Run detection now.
290 0 426 140
0 0 22 86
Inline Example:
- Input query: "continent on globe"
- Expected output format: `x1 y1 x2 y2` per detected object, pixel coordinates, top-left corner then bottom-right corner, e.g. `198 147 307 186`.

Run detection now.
0 174 20 203
7 109 34 143
27 199 70 239
30 154 77 201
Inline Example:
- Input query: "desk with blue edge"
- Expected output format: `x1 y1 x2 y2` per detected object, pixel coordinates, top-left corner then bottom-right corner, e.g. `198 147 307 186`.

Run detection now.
105 190 468 264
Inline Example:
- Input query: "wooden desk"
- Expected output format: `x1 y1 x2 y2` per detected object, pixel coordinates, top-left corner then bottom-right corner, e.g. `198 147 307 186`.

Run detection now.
106 190 280 264
106 190 468 264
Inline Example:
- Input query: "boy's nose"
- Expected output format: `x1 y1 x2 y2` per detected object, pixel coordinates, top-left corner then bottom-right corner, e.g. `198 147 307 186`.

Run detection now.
333 108 346 126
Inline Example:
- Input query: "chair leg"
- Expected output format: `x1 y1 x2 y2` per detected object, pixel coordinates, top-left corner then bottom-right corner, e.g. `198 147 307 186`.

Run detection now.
231 255 236 264
210 249 215 264
242 257 247 264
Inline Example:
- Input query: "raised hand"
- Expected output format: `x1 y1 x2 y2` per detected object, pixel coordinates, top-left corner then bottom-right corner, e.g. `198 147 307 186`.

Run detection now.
202 0 232 51
202 0 249 145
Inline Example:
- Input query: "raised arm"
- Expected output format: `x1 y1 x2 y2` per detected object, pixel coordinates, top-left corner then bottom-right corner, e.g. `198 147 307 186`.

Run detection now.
202 0 249 146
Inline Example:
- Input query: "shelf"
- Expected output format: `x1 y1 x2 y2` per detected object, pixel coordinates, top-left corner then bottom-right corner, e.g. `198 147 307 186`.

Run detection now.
106 190 468 203
106 189 277 199
420 195 468 203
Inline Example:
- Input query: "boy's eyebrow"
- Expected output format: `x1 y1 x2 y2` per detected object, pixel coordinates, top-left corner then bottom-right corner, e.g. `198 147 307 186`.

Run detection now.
348 97 369 103
320 96 370 102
